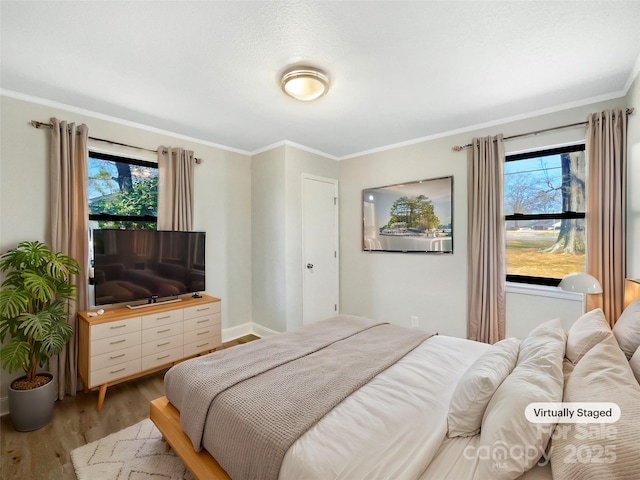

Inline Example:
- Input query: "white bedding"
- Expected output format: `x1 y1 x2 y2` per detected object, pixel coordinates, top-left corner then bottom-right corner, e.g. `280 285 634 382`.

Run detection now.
419 435 552 480
279 335 490 480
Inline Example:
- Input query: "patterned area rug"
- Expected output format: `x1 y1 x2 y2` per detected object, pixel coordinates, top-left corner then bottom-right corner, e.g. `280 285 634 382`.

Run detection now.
71 419 195 480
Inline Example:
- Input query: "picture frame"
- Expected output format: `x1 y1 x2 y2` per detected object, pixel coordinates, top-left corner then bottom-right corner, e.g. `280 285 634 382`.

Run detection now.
362 176 453 253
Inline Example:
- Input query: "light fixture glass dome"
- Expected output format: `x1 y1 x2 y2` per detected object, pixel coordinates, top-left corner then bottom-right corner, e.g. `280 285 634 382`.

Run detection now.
281 67 329 101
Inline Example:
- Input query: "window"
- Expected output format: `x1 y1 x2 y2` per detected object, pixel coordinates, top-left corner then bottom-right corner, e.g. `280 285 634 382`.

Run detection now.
88 151 158 230
504 144 586 286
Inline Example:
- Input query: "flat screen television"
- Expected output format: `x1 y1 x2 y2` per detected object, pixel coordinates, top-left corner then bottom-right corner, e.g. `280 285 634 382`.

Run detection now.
92 229 206 306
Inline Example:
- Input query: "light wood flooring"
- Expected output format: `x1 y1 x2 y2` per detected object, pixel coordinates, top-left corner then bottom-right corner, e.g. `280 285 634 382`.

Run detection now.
0 335 258 480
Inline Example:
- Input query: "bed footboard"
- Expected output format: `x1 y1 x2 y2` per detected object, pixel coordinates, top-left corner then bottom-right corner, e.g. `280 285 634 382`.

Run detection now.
150 396 230 480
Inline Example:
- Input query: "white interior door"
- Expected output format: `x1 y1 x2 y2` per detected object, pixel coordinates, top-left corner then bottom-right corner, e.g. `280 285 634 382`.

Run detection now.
302 175 339 325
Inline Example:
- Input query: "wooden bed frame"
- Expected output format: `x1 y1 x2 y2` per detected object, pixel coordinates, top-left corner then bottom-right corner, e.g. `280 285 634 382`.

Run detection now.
150 396 231 480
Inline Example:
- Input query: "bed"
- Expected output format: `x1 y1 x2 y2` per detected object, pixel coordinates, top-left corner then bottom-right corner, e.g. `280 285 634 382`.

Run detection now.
150 301 640 480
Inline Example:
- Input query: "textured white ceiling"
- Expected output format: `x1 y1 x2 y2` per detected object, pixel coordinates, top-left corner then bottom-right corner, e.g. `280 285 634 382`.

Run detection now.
2 1 639 158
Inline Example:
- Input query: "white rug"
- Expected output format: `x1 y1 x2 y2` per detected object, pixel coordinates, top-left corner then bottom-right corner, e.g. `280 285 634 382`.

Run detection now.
71 419 195 480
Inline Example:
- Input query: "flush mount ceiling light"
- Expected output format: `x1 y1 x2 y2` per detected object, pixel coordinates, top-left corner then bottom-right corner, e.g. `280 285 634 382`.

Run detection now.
281 67 329 101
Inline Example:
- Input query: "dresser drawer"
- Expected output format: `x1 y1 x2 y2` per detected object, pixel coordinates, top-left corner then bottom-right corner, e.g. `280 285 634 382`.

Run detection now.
142 346 183 371
142 322 183 343
91 345 140 372
141 309 183 329
91 317 141 341
142 334 183 357
183 301 221 320
184 335 222 357
184 326 218 345
91 331 141 357
184 312 221 332
90 358 141 388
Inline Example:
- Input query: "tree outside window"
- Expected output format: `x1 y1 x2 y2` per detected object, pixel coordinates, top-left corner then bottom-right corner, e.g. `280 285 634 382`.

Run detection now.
504 144 586 285
88 152 158 230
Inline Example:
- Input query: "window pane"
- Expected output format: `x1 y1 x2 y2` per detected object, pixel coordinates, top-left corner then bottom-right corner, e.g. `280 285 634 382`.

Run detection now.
505 218 585 279
504 150 585 215
88 155 158 218
88 219 157 231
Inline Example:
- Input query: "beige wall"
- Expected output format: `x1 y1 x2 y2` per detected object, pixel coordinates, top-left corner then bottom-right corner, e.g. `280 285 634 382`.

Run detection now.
338 97 627 339
0 94 253 400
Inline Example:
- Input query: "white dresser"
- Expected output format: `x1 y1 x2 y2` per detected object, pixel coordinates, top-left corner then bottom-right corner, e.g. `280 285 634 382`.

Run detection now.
78 294 221 411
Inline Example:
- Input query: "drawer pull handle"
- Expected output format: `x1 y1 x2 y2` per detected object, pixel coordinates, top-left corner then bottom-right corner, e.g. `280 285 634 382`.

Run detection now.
156 315 171 320
157 328 171 333
157 354 170 360
196 307 210 312
197 330 210 336
197 319 210 324
196 342 209 348
110 367 126 374
157 341 170 347
110 339 126 345
110 325 126 329
109 353 126 360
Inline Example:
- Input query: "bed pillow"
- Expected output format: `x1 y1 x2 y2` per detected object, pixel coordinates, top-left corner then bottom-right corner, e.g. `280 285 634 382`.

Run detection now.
612 297 640 360
630 346 640 384
474 319 566 480
551 335 640 479
565 308 612 364
447 337 520 437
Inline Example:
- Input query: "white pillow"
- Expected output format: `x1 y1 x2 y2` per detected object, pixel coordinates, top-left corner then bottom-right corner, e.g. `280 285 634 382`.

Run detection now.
517 318 567 367
565 308 612 364
612 297 640 360
474 319 566 480
551 335 640 479
630 346 640 384
447 337 520 437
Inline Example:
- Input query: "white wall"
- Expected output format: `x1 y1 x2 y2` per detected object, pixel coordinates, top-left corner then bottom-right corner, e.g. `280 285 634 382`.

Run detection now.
251 144 339 333
626 71 640 279
251 146 287 332
0 93 253 399
339 97 626 339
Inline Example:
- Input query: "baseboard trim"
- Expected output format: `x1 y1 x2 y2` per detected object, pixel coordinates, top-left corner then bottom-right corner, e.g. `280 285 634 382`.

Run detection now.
250 323 279 337
0 397 7 418
221 322 253 342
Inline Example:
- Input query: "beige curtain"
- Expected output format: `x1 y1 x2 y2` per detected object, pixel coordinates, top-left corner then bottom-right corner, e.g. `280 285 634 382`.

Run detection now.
586 109 627 326
49 118 89 400
158 146 195 231
467 134 506 344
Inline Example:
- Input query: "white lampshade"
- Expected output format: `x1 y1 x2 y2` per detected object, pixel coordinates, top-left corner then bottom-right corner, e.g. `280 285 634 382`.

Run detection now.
559 272 603 294
281 67 329 101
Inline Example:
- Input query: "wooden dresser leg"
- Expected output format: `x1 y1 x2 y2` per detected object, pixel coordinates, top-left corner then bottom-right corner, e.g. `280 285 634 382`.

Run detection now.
162 437 171 452
96 384 108 411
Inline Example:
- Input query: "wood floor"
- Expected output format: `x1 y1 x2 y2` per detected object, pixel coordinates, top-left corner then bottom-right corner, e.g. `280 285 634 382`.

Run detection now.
0 334 258 480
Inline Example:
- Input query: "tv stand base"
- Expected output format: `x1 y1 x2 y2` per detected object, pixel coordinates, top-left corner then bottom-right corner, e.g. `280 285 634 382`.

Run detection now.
126 298 183 310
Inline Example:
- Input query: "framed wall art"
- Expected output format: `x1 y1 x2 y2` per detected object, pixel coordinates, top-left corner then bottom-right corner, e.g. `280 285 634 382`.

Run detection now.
362 176 453 253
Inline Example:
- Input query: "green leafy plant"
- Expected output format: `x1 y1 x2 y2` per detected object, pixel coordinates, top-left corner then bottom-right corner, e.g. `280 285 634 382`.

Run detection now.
0 241 79 388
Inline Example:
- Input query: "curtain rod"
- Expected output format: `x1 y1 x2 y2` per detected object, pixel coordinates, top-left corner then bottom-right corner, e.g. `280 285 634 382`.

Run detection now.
30 120 202 164
451 107 634 151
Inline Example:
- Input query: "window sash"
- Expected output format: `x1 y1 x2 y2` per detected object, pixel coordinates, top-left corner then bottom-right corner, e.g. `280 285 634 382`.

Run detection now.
504 144 586 286
88 151 158 227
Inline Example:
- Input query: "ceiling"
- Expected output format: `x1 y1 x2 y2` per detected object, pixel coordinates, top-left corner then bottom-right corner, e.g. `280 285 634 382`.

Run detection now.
2 1 639 159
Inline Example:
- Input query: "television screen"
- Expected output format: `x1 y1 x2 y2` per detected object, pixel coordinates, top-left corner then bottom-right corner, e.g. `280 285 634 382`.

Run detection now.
92 229 206 306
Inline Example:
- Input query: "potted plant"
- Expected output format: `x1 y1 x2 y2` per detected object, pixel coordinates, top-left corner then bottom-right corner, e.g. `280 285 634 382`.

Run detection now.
0 241 79 431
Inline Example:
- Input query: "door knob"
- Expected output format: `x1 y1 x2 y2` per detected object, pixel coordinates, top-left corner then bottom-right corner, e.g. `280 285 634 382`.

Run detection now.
306 263 314 269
